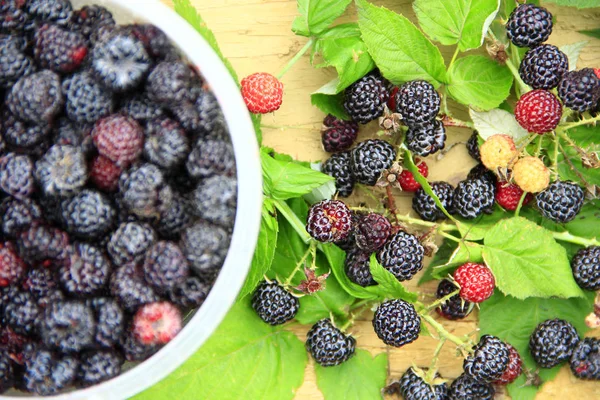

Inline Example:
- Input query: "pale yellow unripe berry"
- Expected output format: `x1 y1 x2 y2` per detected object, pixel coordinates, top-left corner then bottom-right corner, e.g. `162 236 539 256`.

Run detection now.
512 156 550 193
480 134 519 171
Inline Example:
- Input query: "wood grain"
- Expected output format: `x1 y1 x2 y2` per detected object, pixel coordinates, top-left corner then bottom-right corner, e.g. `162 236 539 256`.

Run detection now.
166 0 600 398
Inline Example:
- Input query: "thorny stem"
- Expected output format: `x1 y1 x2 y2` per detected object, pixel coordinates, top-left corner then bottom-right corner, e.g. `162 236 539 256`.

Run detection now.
424 289 460 312
552 132 560 180
558 114 600 132
340 303 372 331
553 231 600 247
385 186 400 225
534 134 544 157
356 184 384 206
505 57 530 94
421 314 468 348
273 199 312 243
558 142 590 187
350 299 374 311
439 230 462 243
426 338 447 381
514 191 528 218
395 213 457 233
441 116 475 129
276 38 315 79
284 241 316 285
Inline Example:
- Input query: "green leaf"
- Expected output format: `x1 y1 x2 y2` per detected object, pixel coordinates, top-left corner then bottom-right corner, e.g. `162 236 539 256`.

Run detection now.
238 199 279 299
313 24 375 91
419 240 458 284
447 55 513 110
479 291 594 400
413 0 500 51
137 300 307 400
431 241 484 279
544 0 600 8
560 41 588 71
482 217 585 299
580 28 600 39
311 79 350 120
355 0 447 86
173 0 239 84
369 254 418 302
292 0 353 37
469 108 528 140
557 126 600 185
261 148 334 200
456 207 509 241
315 350 388 400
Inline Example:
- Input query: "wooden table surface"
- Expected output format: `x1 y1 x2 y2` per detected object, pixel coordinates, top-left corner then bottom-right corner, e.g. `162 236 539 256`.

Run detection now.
164 0 600 398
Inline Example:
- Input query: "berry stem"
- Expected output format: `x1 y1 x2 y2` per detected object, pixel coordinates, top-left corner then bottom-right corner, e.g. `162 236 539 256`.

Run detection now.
276 38 315 80
551 132 560 180
385 186 401 226
356 184 385 207
448 46 460 70
394 213 457 233
284 241 317 285
553 231 600 247
421 313 468 348
440 115 474 129
426 338 446 381
273 199 313 244
504 57 530 94
534 134 544 157
514 191 528 217
559 114 600 132
424 289 460 312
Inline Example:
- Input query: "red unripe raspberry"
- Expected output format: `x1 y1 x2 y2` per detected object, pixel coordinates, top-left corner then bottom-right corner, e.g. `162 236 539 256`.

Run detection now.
387 86 399 111
92 115 144 167
515 89 562 134
306 200 352 243
398 158 428 192
133 302 182 345
90 155 122 192
453 263 495 303
495 180 533 211
594 68 600 80
494 344 523 385
241 72 283 114
0 242 26 287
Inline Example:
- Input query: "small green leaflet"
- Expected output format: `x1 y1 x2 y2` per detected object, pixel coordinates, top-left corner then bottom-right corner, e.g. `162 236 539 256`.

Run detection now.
315 350 388 400
313 23 375 92
447 55 513 110
261 148 334 200
431 241 483 279
311 79 350 120
456 207 509 241
544 0 600 8
413 0 500 51
136 300 307 400
238 199 279 299
369 254 418 302
292 0 353 37
557 126 600 186
482 217 585 299
479 291 594 400
355 0 447 86
580 28 600 39
560 41 588 71
469 108 528 140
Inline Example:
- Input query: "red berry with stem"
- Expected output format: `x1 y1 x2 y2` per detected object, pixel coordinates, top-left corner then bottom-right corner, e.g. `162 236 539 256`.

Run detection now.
453 263 495 303
241 72 283 114
495 180 533 211
398 158 428 192
515 89 562 134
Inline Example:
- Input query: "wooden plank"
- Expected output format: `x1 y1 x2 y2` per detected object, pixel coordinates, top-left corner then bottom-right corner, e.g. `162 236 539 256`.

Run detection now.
166 0 600 398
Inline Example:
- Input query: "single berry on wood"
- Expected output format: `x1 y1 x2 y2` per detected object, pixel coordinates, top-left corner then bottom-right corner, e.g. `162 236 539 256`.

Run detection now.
305 318 356 367
240 72 283 114
530 318 580 368
372 299 420 347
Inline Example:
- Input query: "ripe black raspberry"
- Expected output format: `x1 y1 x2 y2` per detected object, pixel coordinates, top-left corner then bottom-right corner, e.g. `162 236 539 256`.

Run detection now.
0 40 34 89
558 68 600 112
306 318 356 366
520 44 568 90
88 298 124 348
146 61 201 106
34 24 88 73
466 131 481 162
119 163 174 219
354 213 391 252
108 222 157 265
192 175 237 229
464 335 510 382
3 290 40 335
61 190 116 240
530 318 580 368
467 163 497 185
186 137 236 179
452 177 496 219
0 197 42 239
0 2 31 34
0 242 27 287
405 120 446 157
52 117 94 155
343 72 389 124
536 181 585 223
448 373 495 400
77 350 123 387
180 221 230 279
571 246 600 291
2 111 51 152
39 300 95 353
167 276 209 308
395 80 440 127
70 5 115 38
0 350 13 394
128 24 178 61
174 90 228 138
350 139 396 186
35 144 88 197
63 71 114 124
143 241 189 291
321 114 359 152
154 193 192 239
322 152 355 198
91 30 151 92
26 0 73 26
109 263 159 312
306 199 352 243
412 181 454 222
0 153 34 199
377 231 424 282
23 348 78 395
398 367 448 400
21 267 64 307
344 246 375 287
436 279 472 320
372 299 420 347
58 243 111 297
17 223 69 263
143 118 190 170
570 337 600 380
120 330 159 362
506 4 553 48
7 70 64 126
120 94 165 122
251 280 299 326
